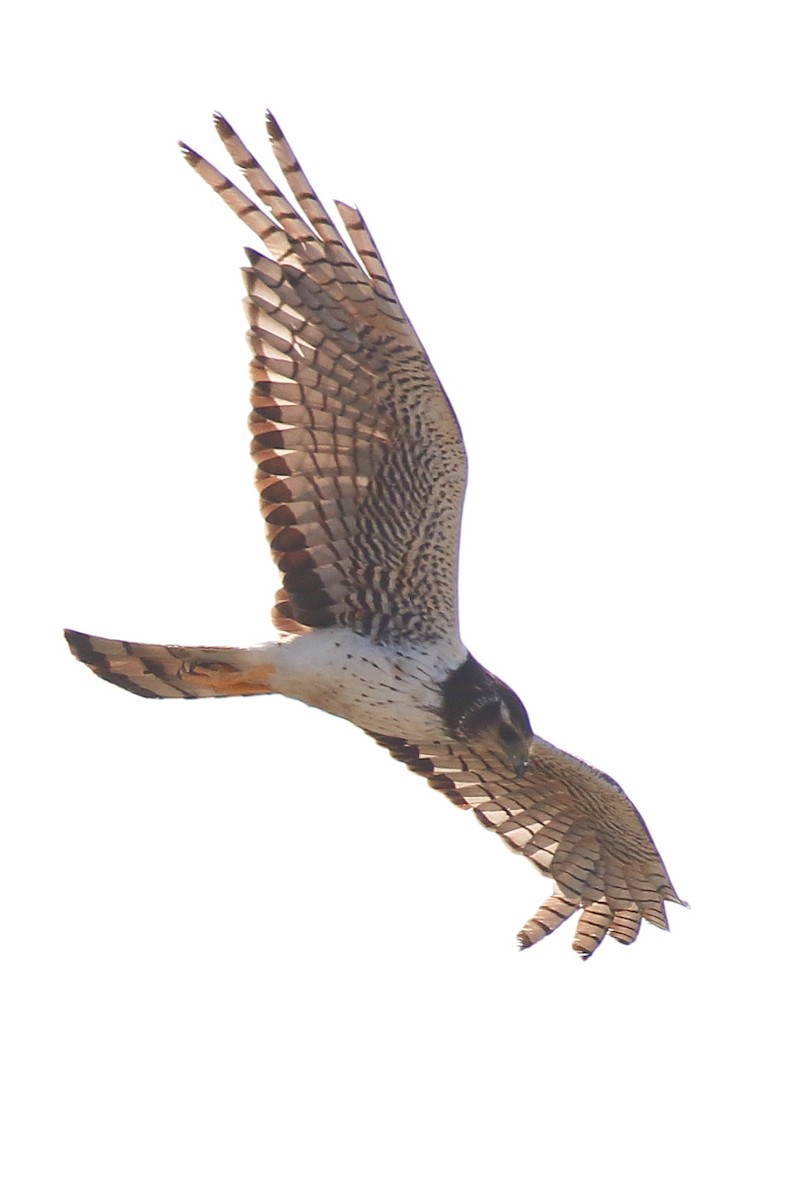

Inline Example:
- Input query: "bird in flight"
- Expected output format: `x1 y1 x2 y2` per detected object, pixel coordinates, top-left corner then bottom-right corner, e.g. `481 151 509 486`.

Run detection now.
65 110 683 958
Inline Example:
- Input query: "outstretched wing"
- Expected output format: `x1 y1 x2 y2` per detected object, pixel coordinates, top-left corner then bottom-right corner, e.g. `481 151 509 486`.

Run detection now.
371 732 684 958
181 114 466 644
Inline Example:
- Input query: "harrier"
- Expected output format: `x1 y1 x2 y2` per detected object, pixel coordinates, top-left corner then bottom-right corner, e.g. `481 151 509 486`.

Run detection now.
66 111 683 958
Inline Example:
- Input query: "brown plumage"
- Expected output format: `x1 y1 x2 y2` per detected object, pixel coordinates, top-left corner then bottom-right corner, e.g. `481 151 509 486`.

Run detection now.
65 110 684 958
184 114 465 642
372 732 676 956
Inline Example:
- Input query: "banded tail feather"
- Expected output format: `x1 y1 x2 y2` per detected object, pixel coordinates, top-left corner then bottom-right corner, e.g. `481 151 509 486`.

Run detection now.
64 630 275 699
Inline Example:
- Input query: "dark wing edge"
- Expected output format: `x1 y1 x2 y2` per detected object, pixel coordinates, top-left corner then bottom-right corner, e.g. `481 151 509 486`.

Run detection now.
179 114 467 642
370 732 685 960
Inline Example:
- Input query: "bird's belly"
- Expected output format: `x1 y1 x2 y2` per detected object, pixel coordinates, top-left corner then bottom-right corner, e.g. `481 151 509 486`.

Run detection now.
261 628 465 741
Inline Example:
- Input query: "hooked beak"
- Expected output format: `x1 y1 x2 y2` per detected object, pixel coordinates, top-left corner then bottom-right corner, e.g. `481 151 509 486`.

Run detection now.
512 749 530 778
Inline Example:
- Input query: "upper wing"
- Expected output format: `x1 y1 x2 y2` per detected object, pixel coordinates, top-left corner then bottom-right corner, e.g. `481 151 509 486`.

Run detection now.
371 732 684 958
181 114 467 644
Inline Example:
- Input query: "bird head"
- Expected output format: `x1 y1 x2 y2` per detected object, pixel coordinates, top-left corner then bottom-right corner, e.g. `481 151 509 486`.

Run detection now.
441 654 533 776
483 697 533 777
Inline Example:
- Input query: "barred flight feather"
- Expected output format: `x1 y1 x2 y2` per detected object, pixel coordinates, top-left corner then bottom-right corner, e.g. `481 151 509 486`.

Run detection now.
368 730 681 959
180 120 467 640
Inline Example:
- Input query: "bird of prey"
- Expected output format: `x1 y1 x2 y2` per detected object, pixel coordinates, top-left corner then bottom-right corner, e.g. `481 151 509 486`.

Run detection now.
65 111 683 958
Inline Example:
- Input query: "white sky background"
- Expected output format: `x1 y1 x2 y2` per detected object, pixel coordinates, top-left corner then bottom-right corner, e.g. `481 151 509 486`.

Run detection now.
2 2 798 1196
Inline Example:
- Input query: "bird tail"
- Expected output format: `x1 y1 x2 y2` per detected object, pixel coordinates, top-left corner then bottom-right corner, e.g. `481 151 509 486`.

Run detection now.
64 629 276 699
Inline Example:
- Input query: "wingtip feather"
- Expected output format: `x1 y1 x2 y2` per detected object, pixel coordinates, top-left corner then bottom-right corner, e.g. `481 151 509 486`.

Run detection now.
265 110 281 142
178 140 200 167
